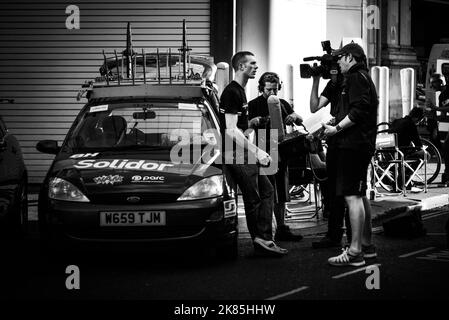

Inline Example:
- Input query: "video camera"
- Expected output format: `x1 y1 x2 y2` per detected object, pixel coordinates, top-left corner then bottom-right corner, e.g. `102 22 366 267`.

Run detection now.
300 40 339 79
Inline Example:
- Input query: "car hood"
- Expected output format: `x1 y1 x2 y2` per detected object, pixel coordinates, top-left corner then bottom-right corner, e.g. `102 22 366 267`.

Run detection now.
49 151 222 203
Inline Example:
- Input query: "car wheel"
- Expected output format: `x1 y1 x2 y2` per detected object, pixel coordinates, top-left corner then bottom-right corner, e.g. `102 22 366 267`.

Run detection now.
7 181 28 238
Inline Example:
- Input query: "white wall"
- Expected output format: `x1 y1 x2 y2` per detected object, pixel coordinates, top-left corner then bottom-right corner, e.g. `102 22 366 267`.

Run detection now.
268 0 327 118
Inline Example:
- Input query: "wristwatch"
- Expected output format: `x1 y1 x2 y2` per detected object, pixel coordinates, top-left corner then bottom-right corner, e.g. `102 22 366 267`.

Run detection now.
336 124 343 132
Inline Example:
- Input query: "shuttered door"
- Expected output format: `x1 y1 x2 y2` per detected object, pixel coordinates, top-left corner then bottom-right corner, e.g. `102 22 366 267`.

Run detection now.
0 0 211 184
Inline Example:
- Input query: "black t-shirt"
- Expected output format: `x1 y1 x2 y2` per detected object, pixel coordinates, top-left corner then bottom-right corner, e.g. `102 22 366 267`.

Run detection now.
219 81 249 163
320 79 343 148
219 81 248 132
248 95 295 154
439 87 449 108
320 79 343 117
248 95 294 122
389 115 422 148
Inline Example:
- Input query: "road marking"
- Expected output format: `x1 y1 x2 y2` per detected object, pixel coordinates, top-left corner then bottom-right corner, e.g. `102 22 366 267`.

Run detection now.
332 264 381 280
399 247 435 258
416 257 449 263
265 286 309 300
427 233 447 236
422 212 448 221
416 250 449 263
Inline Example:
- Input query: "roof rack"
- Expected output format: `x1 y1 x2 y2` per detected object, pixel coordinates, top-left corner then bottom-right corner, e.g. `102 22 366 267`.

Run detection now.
77 20 217 101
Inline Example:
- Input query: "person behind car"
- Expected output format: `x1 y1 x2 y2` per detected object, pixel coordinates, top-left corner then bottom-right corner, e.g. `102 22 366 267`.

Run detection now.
219 51 287 257
248 71 303 242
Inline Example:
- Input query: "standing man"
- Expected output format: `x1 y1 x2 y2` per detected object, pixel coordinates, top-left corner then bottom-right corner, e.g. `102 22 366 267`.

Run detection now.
248 72 304 241
428 73 449 185
219 52 287 256
309 73 352 248
323 43 378 267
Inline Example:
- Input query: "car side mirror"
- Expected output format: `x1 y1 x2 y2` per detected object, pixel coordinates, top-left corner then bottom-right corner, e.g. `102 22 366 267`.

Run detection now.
36 140 60 155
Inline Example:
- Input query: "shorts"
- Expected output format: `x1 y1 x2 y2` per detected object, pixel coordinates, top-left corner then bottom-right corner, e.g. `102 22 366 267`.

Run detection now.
336 148 373 197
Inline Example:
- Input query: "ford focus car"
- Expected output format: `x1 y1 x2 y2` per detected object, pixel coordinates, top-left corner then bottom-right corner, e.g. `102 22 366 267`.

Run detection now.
37 79 238 258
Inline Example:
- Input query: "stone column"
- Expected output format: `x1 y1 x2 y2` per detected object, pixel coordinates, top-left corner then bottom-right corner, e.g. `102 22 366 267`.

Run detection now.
381 0 420 120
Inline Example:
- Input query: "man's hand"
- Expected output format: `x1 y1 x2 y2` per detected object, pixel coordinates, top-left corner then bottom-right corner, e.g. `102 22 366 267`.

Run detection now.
322 123 338 137
249 116 262 128
256 149 272 167
285 112 303 125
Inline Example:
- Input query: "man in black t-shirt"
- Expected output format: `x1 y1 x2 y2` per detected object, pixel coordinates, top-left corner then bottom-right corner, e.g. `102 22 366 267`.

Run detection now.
248 72 303 242
219 51 287 256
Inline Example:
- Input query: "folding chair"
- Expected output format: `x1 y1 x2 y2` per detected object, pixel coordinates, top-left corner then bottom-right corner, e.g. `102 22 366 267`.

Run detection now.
372 131 428 196
371 132 406 196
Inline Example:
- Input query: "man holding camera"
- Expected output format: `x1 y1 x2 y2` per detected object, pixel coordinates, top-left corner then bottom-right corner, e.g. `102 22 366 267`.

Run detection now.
248 71 304 242
322 43 378 267
309 71 352 249
219 51 288 257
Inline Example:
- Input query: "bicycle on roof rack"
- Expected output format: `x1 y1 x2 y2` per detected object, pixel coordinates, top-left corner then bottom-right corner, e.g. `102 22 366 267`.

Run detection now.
77 20 218 102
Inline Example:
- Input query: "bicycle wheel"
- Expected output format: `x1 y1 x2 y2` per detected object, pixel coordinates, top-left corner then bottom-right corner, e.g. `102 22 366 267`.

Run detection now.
411 138 441 185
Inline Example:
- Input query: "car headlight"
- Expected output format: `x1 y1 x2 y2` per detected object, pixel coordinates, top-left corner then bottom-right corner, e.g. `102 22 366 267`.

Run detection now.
49 177 90 202
177 175 223 201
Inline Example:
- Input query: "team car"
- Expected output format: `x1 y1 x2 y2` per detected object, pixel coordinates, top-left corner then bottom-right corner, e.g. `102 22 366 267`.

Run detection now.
36 41 238 258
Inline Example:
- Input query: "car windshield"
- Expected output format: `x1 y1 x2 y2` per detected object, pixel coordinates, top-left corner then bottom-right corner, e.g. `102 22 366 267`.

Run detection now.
65 101 218 152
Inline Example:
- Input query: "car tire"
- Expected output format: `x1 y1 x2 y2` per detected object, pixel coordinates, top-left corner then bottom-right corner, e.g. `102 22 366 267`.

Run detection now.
6 180 28 239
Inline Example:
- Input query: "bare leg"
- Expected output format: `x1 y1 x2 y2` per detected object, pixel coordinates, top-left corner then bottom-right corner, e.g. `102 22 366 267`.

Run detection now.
345 195 365 254
361 196 372 246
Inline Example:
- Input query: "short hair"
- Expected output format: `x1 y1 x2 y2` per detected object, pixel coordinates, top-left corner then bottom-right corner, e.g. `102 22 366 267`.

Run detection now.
258 72 281 92
231 51 255 71
409 107 424 120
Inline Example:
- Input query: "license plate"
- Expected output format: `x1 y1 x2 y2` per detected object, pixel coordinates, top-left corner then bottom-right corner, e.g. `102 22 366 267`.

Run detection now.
100 211 166 226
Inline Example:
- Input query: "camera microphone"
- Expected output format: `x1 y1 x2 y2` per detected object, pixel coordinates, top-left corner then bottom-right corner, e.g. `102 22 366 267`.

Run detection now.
303 56 322 62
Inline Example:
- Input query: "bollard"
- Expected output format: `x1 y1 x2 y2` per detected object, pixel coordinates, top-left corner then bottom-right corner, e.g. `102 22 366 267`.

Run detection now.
400 68 415 117
284 64 294 107
371 66 390 128
216 62 230 98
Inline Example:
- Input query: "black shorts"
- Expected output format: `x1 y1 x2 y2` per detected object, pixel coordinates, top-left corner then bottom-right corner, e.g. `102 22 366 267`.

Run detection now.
336 148 373 197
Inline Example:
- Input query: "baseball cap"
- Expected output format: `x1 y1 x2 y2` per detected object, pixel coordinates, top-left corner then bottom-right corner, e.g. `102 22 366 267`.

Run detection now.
332 43 365 58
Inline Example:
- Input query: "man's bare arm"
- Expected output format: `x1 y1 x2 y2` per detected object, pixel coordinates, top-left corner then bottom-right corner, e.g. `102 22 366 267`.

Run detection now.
310 76 330 113
225 113 271 165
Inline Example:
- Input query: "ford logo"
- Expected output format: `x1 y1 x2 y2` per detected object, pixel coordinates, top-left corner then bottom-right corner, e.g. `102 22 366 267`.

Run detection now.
127 196 141 203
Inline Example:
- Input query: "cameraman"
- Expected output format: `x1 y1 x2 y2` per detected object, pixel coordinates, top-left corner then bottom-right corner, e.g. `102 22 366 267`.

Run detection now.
323 43 378 267
248 72 303 242
309 71 352 249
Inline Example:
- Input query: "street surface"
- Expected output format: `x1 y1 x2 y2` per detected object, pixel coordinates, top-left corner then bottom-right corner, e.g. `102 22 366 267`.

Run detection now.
1 204 448 301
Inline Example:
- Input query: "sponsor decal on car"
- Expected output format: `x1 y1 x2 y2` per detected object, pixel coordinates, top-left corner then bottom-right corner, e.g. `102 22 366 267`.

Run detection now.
93 174 124 185
70 153 100 159
131 175 165 183
74 159 174 171
89 105 108 113
223 199 236 218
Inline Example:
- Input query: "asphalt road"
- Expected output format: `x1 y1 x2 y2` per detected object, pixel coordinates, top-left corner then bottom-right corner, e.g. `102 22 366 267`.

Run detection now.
1 208 448 302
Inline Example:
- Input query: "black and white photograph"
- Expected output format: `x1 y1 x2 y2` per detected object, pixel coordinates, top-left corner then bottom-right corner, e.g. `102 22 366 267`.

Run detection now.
0 0 448 315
